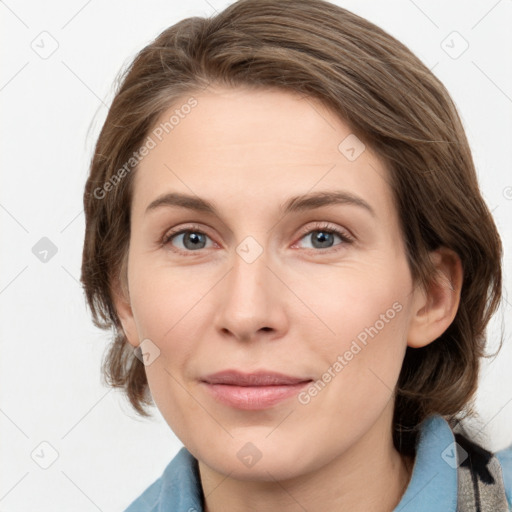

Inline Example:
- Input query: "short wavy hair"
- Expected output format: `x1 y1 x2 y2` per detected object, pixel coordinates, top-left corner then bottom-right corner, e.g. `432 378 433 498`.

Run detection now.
80 0 503 456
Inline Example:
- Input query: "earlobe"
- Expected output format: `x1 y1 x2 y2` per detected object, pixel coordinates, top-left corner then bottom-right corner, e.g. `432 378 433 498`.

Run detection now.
407 247 463 349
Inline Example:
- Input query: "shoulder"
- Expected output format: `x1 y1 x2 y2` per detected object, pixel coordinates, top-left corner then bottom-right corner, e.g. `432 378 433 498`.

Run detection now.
495 443 512 510
123 447 204 512
394 415 512 511
451 417 512 511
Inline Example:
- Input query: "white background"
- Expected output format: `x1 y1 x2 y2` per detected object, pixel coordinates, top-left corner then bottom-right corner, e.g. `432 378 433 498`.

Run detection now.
1 0 511 510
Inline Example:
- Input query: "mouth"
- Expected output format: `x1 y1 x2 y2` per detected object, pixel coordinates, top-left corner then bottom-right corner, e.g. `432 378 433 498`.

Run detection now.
200 370 313 410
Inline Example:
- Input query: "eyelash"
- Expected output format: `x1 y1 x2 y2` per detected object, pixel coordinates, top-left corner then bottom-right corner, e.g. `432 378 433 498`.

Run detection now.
160 222 355 255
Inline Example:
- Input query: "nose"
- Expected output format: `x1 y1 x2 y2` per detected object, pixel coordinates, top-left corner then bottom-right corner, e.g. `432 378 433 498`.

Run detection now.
213 244 289 344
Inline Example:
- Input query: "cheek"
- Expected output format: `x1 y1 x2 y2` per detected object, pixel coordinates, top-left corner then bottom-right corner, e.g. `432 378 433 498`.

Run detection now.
293 299 410 456
301 265 411 398
143 361 206 452
127 259 214 372
301 265 409 345
128 257 210 343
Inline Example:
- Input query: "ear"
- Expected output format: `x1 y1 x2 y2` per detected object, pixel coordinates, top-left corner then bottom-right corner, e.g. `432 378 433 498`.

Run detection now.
111 275 140 349
407 247 463 349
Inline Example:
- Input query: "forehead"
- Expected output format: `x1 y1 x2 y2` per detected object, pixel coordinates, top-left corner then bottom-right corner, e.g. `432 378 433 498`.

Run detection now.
131 86 394 221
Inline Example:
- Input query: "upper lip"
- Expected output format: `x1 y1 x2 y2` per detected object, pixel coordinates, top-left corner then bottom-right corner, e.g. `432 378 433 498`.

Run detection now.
201 370 312 386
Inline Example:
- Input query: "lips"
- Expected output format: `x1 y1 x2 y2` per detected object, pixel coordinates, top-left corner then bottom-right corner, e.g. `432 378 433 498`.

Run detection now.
202 370 310 386
200 370 312 410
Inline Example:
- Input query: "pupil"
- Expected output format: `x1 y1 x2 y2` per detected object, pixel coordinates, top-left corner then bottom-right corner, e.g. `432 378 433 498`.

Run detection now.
185 232 205 249
314 231 332 248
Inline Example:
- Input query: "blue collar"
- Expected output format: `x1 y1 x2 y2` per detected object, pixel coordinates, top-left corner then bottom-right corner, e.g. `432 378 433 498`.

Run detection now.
156 447 203 511
126 414 459 511
394 414 457 511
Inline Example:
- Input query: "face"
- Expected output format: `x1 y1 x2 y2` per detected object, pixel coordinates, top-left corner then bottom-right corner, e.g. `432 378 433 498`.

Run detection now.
118 86 426 480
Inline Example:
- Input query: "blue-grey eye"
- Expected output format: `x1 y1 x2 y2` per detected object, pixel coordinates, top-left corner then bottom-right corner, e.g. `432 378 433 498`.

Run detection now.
299 229 345 250
166 230 212 251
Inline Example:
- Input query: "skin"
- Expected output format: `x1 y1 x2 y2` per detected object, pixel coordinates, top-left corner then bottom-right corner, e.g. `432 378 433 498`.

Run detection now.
114 86 463 512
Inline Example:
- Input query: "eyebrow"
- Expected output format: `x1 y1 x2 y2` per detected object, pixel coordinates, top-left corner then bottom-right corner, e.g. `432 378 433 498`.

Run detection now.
145 190 376 218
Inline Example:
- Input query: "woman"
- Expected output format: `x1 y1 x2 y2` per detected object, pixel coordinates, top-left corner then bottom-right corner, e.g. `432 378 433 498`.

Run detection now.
80 0 512 510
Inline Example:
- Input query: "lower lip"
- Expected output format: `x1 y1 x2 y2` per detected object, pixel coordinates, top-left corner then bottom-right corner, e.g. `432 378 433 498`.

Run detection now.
201 382 311 410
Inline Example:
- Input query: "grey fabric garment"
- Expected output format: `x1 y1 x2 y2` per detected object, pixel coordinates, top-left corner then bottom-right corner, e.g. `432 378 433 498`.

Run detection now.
455 432 509 512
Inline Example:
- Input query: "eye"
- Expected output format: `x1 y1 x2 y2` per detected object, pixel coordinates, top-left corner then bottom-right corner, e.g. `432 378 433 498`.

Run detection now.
161 221 354 255
161 224 215 253
294 222 354 252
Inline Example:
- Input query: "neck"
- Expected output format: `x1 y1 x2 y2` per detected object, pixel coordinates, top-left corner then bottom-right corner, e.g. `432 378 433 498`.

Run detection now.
198 406 415 512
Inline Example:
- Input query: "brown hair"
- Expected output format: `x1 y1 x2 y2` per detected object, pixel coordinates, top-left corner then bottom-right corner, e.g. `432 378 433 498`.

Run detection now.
80 0 503 456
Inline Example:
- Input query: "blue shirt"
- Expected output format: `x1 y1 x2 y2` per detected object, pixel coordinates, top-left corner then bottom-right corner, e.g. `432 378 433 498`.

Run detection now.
125 415 512 511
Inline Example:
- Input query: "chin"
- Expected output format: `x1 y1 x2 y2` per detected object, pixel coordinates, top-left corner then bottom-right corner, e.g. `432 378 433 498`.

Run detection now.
195 437 319 483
